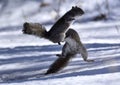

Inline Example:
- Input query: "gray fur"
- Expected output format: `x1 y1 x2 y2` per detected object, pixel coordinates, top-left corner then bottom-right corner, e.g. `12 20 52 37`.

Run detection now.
22 6 84 44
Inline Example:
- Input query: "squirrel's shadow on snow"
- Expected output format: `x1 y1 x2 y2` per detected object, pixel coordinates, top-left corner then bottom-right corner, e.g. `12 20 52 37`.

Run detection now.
0 45 62 65
0 45 61 82
0 43 120 83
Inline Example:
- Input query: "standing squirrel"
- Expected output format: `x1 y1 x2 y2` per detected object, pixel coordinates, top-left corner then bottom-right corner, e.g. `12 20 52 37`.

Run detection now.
22 6 84 45
45 29 94 75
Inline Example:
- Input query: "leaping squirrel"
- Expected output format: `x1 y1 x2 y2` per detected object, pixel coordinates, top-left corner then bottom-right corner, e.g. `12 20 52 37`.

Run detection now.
22 6 84 45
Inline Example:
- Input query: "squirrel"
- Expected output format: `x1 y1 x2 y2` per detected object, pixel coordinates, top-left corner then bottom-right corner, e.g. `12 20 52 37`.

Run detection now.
45 29 94 75
22 6 84 45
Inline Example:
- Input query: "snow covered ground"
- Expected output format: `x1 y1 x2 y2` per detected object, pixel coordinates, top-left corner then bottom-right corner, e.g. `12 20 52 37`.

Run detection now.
0 0 120 85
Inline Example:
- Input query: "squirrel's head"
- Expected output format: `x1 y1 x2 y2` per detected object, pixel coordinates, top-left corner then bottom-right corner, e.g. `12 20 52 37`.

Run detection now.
65 29 77 38
65 29 80 43
70 6 84 16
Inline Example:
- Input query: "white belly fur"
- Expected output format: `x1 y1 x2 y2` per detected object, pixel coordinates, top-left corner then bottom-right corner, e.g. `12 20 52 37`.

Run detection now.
65 37 78 52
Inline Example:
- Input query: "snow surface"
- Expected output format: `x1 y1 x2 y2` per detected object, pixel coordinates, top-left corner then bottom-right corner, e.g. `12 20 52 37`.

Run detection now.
0 0 120 85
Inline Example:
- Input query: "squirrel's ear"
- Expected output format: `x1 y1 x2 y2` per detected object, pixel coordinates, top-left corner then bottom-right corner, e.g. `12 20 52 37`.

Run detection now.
72 6 75 9
75 6 78 8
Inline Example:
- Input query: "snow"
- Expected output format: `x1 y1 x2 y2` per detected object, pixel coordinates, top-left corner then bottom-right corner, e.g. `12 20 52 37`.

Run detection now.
0 0 120 85
1 73 120 85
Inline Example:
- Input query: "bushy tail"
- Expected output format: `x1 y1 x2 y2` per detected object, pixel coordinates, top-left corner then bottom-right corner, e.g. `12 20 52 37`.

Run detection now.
45 54 74 75
22 22 48 38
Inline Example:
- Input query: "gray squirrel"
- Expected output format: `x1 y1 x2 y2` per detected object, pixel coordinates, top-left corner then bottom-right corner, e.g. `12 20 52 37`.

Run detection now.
22 6 84 45
45 29 94 75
